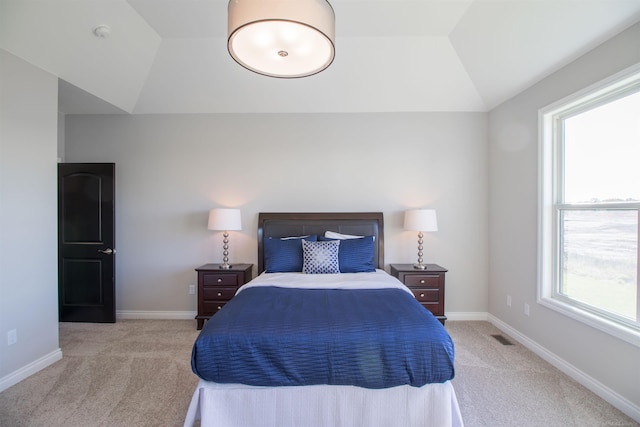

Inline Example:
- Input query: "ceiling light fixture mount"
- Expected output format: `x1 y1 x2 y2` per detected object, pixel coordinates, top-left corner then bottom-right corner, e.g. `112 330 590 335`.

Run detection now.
227 0 335 78
93 25 111 38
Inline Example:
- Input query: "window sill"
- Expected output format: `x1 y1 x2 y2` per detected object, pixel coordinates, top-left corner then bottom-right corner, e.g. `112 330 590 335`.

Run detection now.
538 296 640 348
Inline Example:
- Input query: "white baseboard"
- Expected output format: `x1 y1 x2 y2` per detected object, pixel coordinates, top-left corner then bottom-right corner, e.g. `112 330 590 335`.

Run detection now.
0 348 62 393
446 311 488 321
488 314 640 423
116 310 197 320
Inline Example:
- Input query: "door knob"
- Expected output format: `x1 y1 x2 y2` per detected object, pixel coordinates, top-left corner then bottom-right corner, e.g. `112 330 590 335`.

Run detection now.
98 248 116 255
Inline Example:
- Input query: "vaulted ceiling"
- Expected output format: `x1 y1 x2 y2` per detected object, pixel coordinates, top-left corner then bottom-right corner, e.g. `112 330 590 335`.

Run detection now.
1 0 639 114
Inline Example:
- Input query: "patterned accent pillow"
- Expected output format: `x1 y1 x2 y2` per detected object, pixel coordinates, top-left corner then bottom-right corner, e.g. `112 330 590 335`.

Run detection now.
302 240 340 274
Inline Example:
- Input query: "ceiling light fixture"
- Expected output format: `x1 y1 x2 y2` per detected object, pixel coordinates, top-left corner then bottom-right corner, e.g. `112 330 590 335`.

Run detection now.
227 0 335 78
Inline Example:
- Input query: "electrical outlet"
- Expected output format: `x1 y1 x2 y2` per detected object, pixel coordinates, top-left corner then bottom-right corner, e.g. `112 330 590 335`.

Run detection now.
524 303 530 316
506 295 512 307
7 329 17 346
189 285 196 295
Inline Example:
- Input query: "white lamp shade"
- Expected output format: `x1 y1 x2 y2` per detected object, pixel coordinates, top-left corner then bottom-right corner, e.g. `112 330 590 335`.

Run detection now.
228 0 335 78
404 209 438 232
208 208 242 231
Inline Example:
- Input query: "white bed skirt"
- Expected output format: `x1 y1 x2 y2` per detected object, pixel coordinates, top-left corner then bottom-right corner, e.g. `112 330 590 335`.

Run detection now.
184 380 464 427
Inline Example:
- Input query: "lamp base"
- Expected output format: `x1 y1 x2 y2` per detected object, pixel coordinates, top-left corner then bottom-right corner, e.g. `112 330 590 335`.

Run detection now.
413 263 428 270
219 263 232 269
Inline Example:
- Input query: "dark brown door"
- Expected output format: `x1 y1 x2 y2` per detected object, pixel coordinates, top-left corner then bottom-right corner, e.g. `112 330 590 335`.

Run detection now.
58 163 115 322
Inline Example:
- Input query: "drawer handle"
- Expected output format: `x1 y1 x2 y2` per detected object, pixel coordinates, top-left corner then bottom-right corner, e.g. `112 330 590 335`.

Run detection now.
217 305 222 310
420 293 425 298
217 292 222 297
420 279 425 284
217 278 223 283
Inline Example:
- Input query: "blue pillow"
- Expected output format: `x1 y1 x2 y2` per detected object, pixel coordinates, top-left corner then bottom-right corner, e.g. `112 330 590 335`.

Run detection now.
302 240 340 274
264 235 317 272
319 235 375 273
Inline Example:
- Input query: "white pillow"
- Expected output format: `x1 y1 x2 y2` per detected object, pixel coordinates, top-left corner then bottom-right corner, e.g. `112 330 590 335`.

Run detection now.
324 231 362 240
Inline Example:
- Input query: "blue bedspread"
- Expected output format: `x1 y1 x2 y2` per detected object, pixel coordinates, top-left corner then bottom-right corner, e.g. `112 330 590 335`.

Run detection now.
191 286 455 389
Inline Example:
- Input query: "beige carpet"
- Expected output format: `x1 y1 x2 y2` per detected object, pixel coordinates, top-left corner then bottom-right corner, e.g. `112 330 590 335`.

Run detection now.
0 320 637 427
447 321 638 427
0 320 200 427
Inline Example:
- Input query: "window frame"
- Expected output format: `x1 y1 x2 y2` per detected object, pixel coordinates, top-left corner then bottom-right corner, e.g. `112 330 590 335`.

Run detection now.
538 63 640 347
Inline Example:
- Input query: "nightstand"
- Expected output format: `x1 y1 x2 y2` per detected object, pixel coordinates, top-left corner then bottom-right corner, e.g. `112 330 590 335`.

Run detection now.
195 263 253 330
390 264 448 325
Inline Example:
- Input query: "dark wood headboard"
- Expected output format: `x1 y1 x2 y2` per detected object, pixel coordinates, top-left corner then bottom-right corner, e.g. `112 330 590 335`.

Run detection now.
257 212 384 274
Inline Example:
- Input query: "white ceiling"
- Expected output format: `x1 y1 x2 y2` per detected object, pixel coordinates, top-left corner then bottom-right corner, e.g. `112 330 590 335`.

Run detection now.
1 0 639 115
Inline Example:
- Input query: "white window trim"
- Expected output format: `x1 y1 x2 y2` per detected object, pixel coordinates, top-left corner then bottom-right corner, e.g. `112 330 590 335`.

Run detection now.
538 62 640 348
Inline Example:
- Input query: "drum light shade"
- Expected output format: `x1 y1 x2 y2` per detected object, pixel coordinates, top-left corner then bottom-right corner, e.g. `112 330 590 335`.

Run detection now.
228 0 335 78
404 209 438 232
208 208 242 231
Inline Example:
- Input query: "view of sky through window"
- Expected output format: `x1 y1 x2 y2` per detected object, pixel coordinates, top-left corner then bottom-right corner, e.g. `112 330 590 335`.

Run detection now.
563 90 640 204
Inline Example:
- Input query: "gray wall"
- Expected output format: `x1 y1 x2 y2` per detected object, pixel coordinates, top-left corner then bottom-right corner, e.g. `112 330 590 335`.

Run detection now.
0 50 60 389
64 112 489 317
489 22 640 415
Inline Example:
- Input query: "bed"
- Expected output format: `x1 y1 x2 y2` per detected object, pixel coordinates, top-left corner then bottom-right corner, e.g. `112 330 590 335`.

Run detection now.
184 212 464 427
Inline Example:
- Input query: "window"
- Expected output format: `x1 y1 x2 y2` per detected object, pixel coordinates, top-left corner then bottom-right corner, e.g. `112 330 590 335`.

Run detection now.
538 64 640 346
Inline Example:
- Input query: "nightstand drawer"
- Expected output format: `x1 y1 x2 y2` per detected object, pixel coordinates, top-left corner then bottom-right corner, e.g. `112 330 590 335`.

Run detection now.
202 301 228 315
203 286 237 301
410 287 440 303
202 273 238 287
404 275 440 288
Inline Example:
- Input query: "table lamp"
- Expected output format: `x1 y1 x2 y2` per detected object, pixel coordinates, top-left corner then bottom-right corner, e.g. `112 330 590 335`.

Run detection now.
208 208 242 269
403 209 438 270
